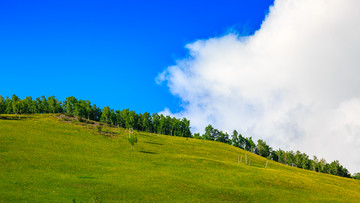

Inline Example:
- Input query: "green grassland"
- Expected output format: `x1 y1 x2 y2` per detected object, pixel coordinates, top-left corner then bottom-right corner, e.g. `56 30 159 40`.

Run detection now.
1 114 360 202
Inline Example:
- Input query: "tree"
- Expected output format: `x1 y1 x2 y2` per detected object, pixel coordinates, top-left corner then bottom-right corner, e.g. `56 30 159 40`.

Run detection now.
238 134 246 149
165 115 172 135
63 96 78 114
30 99 37 113
18 99 26 114
35 97 42 113
152 113 160 134
128 133 138 151
286 151 295 166
203 124 214 140
101 106 110 124
244 137 256 152
213 129 221 141
140 112 152 132
73 99 90 118
159 114 166 134
257 139 271 158
109 109 116 125
276 149 286 164
84 100 92 119
270 150 278 162
180 118 191 137
115 110 121 126
24 96 33 113
294 151 310 169
173 118 181 136
328 160 350 177
127 110 138 129
312 156 319 171
5 96 12 114
216 131 230 144
74 100 86 117
193 133 201 139
318 158 327 173
11 94 20 115
48 96 57 113
120 109 129 127
354 173 360 180
231 130 239 147
40 96 48 113
158 114 173 135
170 117 179 136
0 95 5 114
91 104 101 121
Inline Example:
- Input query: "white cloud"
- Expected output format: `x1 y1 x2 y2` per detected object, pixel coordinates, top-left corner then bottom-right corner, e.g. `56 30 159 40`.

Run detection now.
157 0 360 173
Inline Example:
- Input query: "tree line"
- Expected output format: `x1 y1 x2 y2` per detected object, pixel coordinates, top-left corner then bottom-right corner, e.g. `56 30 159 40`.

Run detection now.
196 124 354 179
0 94 358 179
0 94 191 137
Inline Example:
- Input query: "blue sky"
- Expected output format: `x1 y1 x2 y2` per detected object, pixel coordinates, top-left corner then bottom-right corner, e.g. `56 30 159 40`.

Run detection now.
0 0 273 113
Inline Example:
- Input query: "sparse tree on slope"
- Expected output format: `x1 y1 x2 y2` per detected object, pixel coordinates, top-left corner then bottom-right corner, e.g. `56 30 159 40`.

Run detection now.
128 133 138 151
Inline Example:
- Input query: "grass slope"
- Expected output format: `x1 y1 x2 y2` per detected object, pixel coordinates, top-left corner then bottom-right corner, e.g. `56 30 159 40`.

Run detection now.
0 114 359 202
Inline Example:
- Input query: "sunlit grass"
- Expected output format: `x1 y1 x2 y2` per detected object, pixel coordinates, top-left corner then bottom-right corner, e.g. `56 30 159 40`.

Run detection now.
0 114 359 202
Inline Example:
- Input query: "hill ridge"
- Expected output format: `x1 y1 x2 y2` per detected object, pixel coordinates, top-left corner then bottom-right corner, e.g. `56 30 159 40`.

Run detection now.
1 114 360 202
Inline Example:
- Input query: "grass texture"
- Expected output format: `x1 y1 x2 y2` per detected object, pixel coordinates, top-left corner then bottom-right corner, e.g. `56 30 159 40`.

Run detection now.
0 114 359 202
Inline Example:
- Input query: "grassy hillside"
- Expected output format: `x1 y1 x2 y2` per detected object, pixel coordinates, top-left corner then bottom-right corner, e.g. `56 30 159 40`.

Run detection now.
1 114 359 202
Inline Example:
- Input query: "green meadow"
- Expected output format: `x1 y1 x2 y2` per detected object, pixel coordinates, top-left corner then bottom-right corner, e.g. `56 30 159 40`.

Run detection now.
1 114 359 202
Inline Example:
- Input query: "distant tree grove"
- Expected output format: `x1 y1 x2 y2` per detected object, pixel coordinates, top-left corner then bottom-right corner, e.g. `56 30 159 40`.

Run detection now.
0 94 357 179
198 124 353 179
0 94 191 137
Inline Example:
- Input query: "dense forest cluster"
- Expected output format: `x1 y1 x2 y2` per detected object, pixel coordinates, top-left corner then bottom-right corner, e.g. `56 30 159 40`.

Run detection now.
0 95 191 137
0 94 358 179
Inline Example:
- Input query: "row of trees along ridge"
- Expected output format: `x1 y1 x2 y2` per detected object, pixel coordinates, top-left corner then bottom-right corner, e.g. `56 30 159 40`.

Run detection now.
0 95 191 137
0 94 358 179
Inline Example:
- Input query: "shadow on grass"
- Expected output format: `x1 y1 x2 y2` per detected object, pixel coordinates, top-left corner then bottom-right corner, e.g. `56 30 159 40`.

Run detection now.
0 115 34 120
139 151 158 154
144 141 163 145
78 176 96 179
